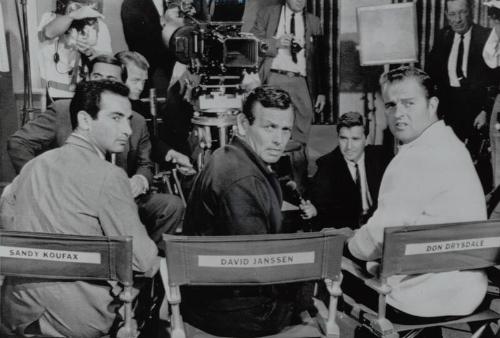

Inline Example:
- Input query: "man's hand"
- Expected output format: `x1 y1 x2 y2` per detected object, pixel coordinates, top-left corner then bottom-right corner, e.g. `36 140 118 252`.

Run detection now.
276 33 293 49
314 95 326 114
166 150 196 175
299 200 317 220
75 40 95 57
68 6 103 21
474 110 487 130
129 175 148 198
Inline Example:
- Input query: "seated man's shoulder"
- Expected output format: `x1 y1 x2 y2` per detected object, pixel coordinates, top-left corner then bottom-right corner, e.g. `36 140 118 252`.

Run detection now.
316 147 341 166
207 145 264 182
49 99 72 112
129 110 149 135
131 110 147 125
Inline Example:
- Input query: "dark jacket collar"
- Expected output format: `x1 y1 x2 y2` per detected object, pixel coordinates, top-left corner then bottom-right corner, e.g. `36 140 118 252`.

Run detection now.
230 136 283 204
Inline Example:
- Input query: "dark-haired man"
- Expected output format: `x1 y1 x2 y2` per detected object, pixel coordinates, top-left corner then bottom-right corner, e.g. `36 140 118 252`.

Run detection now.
1 81 159 337
301 112 391 230
182 86 303 336
7 54 184 244
348 66 487 323
250 0 326 192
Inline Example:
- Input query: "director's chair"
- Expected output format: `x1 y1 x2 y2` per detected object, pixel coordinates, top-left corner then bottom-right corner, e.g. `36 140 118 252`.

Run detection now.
159 228 351 338
0 230 136 338
341 220 500 338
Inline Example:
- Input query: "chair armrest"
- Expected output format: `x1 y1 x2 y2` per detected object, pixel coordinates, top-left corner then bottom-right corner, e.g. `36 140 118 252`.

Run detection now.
341 257 391 295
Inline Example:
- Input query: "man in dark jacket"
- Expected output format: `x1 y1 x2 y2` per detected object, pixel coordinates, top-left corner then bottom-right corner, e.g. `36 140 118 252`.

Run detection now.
426 0 495 142
182 86 303 337
301 112 392 230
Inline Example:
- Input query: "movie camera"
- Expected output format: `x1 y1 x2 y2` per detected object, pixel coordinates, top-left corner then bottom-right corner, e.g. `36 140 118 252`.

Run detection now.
163 1 262 167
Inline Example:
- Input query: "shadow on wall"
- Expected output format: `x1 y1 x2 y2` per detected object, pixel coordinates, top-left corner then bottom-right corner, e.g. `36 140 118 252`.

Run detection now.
339 33 383 93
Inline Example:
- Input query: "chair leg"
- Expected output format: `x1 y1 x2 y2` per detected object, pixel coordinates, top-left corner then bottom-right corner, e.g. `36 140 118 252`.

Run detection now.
325 278 341 338
116 286 138 338
170 303 186 338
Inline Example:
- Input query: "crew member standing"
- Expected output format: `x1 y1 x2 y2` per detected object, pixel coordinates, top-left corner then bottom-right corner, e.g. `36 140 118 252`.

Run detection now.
251 0 326 192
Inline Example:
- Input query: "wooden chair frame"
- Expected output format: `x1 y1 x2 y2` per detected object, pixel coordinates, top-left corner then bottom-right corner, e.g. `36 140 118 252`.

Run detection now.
159 228 351 338
342 220 500 338
0 230 136 338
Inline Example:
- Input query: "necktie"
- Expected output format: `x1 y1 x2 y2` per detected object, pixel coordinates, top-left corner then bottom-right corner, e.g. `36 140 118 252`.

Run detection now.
354 163 362 211
456 34 465 82
290 13 297 63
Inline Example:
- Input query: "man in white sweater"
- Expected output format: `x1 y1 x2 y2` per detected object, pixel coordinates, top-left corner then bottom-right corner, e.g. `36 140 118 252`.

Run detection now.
348 66 487 319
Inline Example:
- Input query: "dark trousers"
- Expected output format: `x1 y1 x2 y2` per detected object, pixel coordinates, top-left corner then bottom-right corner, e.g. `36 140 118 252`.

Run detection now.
136 192 184 250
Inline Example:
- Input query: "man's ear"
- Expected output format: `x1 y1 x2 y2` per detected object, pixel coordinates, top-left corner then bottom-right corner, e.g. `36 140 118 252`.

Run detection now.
76 110 92 131
236 113 249 136
428 96 439 118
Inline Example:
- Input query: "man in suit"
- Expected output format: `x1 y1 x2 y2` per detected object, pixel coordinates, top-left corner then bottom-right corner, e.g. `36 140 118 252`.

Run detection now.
115 50 194 171
426 0 495 143
300 112 391 230
7 54 184 245
250 0 326 191
1 80 159 337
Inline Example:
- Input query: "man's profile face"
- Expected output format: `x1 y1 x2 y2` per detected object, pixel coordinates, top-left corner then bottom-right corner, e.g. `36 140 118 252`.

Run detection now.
88 92 132 154
383 78 438 144
125 64 148 100
286 0 306 12
446 0 472 34
338 126 366 163
89 62 123 82
242 102 294 164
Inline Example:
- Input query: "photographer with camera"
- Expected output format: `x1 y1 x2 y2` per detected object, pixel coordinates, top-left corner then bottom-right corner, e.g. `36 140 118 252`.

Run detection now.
251 0 326 193
38 0 112 100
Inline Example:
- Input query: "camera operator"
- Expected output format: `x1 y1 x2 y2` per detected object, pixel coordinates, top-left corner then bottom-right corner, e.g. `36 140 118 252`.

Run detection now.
38 0 112 100
250 0 326 193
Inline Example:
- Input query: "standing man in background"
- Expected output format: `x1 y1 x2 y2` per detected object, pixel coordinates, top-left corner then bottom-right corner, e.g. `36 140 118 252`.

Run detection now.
250 0 326 192
426 0 494 143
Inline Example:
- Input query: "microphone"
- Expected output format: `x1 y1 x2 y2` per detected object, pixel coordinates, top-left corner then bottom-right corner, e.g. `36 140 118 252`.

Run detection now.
285 180 305 206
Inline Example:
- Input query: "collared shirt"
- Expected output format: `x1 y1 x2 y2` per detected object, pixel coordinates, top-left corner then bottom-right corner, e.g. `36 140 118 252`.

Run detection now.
72 132 105 160
345 153 372 213
348 121 487 317
270 4 306 75
448 28 471 87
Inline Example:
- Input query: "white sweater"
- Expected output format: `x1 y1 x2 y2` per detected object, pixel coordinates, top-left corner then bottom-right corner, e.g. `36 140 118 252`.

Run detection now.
348 121 488 317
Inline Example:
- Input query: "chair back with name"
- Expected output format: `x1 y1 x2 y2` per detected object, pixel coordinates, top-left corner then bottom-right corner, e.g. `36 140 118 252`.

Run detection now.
160 228 350 338
342 220 500 338
0 230 135 338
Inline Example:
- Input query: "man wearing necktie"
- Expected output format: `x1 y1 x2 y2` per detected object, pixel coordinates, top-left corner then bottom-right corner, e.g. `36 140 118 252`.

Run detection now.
251 0 326 192
300 112 392 230
426 0 495 145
